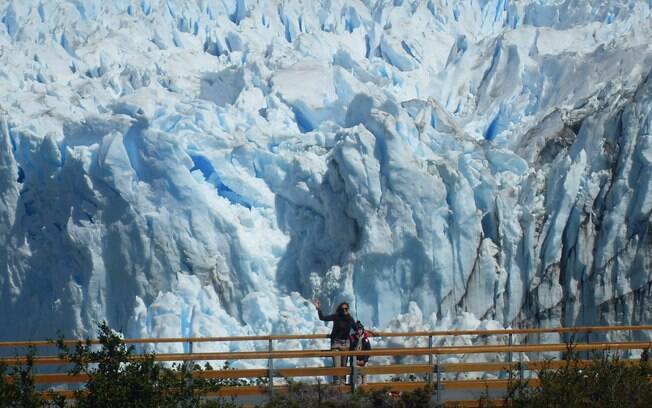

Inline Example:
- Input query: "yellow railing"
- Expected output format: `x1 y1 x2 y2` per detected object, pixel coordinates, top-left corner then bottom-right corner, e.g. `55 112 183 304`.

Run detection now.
1 325 651 406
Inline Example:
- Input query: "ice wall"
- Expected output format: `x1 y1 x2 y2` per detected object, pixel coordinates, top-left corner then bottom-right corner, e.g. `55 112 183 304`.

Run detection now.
0 0 651 342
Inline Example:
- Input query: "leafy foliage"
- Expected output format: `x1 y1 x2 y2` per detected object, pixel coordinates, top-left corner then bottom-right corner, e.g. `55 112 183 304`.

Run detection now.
506 345 652 408
0 322 264 407
0 347 49 408
54 321 231 407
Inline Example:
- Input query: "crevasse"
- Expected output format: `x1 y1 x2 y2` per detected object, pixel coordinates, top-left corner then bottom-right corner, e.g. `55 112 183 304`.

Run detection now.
0 1 651 348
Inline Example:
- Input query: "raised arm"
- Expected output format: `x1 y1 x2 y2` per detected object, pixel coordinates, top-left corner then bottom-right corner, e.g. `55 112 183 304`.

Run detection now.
318 309 336 321
313 299 336 321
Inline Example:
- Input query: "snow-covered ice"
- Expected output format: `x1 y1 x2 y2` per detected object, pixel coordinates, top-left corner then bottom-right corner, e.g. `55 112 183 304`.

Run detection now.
0 0 651 351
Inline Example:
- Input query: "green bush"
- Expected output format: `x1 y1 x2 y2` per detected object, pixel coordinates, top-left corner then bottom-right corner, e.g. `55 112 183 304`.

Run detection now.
55 321 232 408
0 347 53 408
1 322 242 407
506 347 652 407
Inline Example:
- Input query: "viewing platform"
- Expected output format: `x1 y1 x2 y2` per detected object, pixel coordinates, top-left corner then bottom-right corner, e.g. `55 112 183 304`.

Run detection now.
2 325 651 407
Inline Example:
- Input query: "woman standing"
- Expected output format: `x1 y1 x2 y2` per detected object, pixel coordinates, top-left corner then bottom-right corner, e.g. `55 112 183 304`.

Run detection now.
313 299 356 385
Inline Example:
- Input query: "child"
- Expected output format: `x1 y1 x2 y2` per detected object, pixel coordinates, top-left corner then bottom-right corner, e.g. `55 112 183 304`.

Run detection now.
349 320 373 384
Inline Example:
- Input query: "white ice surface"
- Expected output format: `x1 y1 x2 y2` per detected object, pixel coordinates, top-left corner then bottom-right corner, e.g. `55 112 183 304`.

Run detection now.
0 1 651 351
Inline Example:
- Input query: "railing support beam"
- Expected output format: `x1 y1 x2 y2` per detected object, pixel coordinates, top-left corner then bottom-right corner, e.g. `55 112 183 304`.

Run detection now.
507 333 513 364
427 335 433 383
351 358 357 392
267 338 274 396
435 354 442 403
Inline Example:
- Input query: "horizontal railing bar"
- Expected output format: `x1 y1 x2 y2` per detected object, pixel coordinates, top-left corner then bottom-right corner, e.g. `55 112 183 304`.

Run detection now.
436 359 646 373
30 376 652 401
360 364 433 375
440 362 513 373
4 341 651 366
4 325 651 348
432 341 652 356
208 383 351 397
21 368 351 385
204 380 530 396
1 356 67 365
359 381 440 392
0 334 333 348
274 367 349 377
209 385 274 397
24 359 648 385
197 366 350 378
41 381 510 399
220 379 536 394
374 325 652 338
37 375 652 400
0 341 59 348
0 334 330 348
440 379 538 390
33 373 90 384
131 340 652 360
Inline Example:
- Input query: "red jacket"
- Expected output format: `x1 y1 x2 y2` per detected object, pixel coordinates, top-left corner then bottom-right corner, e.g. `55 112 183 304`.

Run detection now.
349 331 371 363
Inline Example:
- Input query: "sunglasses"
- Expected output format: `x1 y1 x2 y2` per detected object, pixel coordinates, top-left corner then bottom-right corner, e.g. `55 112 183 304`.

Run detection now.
342 307 349 311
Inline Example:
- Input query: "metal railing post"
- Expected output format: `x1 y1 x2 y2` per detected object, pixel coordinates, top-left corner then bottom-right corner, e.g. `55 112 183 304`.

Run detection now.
185 341 194 390
586 330 592 360
519 348 524 381
427 335 433 383
267 338 274 395
351 354 357 393
188 340 194 367
507 333 513 364
435 353 442 403
506 332 513 380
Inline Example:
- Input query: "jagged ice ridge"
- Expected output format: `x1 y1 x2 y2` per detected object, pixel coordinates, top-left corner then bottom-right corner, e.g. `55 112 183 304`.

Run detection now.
1 0 652 360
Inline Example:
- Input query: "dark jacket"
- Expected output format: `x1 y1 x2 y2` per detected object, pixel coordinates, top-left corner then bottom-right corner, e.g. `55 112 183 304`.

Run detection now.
349 332 371 363
318 308 356 342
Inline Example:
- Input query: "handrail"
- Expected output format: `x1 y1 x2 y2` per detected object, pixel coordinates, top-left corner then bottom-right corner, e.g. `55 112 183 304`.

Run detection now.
22 360 652 383
21 359 652 385
5 332 651 404
1 325 650 348
2 340 651 366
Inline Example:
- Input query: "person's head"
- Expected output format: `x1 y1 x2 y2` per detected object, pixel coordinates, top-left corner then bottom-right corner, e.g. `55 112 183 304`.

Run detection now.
336 302 350 316
355 321 364 334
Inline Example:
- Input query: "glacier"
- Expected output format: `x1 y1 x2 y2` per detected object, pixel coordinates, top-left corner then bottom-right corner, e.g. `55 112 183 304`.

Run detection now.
0 0 651 348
